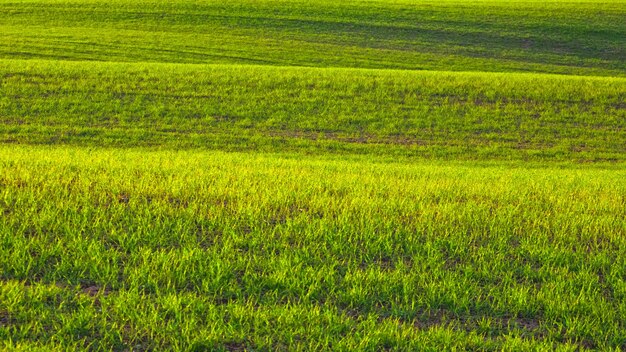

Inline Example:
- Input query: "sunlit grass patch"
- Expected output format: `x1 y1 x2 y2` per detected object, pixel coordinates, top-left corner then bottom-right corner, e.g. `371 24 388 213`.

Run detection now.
1 146 625 349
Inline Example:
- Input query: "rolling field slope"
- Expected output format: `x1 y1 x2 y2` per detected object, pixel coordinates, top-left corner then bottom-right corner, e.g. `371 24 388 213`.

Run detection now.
1 0 626 76
1 0 625 350
1 60 625 161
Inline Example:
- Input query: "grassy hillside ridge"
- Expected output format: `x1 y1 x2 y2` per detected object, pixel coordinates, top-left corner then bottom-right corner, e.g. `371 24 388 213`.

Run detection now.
2 145 626 350
1 0 625 75
2 59 625 161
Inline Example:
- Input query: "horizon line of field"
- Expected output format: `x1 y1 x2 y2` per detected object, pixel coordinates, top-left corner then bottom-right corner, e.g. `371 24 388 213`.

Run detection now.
1 144 624 170
3 58 626 81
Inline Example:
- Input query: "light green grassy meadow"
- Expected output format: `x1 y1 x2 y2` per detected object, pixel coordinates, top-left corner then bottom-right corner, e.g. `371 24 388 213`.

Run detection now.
2 146 626 350
1 0 625 350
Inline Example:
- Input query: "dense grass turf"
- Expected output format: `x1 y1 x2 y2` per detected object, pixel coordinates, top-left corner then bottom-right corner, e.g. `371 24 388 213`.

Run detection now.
1 0 625 76
2 146 626 350
2 60 625 161
2 0 626 350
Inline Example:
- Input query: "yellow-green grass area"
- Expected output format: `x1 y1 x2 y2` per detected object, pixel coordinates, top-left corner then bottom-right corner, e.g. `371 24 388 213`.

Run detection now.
2 59 625 162
1 0 625 76
1 145 626 350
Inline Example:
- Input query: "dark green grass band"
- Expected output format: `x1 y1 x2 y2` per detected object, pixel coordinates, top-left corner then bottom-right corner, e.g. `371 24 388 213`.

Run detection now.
2 60 625 162
1 0 625 76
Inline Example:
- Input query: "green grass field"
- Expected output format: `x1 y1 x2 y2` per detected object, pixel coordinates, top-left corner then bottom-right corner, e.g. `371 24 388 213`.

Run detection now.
1 0 626 350
2 0 626 76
